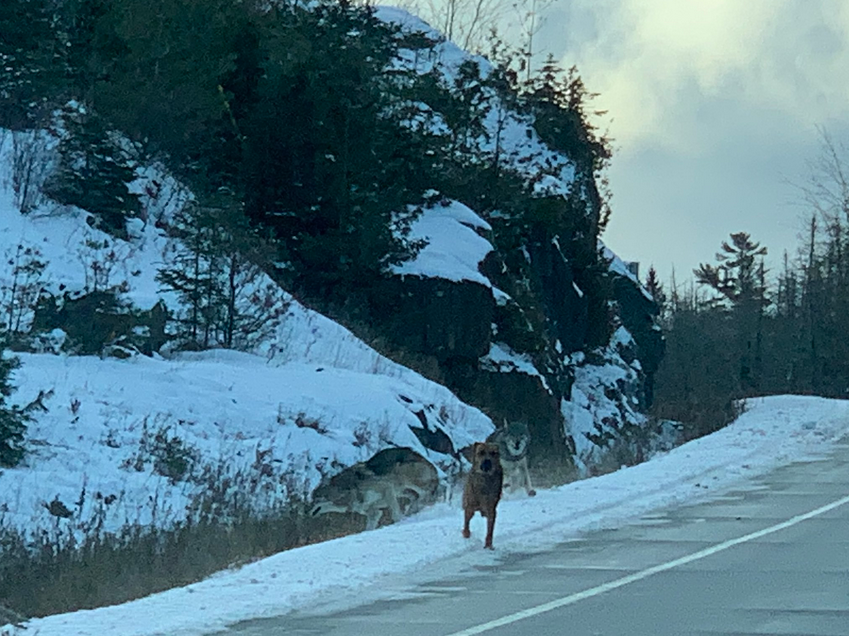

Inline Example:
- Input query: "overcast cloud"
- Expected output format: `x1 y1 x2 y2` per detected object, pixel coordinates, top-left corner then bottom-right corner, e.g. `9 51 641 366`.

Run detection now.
537 0 849 284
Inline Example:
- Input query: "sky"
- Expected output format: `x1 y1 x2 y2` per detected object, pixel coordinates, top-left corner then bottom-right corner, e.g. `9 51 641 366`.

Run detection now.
535 0 849 286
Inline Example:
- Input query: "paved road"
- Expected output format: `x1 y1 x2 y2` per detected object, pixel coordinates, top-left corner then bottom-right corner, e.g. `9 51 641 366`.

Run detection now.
223 439 849 636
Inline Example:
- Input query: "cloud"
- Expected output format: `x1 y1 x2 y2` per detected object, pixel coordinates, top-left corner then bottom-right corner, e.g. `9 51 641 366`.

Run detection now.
543 0 849 153
527 0 849 283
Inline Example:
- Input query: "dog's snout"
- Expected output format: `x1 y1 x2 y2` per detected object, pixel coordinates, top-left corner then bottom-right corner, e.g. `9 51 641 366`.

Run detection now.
481 458 492 472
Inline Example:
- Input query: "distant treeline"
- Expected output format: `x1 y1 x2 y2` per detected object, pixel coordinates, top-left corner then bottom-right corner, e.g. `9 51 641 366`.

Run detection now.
650 137 849 437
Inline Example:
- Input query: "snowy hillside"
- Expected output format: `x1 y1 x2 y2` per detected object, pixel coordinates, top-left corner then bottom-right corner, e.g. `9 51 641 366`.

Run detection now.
379 7 576 197
4 351 492 540
0 133 493 543
1 4 656 594
0 67 650 553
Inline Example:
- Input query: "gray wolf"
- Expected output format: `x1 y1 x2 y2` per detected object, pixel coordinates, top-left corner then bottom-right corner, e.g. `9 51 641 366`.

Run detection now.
487 420 536 496
462 442 503 549
310 447 439 531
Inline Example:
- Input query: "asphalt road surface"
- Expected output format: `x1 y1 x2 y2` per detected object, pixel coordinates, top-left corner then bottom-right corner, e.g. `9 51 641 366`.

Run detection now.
222 439 849 636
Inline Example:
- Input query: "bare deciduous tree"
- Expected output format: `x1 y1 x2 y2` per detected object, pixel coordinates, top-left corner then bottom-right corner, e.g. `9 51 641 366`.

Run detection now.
509 0 556 79
8 131 52 214
798 128 849 229
403 0 508 52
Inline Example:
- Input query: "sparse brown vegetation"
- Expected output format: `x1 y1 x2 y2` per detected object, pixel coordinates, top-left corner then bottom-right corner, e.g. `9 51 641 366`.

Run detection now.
0 461 364 619
0 507 363 619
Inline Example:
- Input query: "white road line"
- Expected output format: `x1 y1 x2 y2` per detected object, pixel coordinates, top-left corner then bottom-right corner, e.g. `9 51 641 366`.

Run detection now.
444 493 849 636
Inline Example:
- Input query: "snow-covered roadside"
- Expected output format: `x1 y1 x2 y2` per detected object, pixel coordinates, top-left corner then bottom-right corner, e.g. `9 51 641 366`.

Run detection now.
0 350 493 541
15 394 849 636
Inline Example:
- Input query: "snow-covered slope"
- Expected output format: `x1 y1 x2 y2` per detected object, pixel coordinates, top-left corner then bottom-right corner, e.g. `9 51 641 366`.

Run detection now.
0 4 657 594
14 395 849 636
392 197 494 288
379 6 576 197
4 351 492 541
0 134 493 543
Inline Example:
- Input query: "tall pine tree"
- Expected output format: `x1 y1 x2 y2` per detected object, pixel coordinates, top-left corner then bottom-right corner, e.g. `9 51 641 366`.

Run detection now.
44 104 141 238
0 0 64 128
240 1 430 299
694 232 769 392
644 266 667 318
0 347 30 468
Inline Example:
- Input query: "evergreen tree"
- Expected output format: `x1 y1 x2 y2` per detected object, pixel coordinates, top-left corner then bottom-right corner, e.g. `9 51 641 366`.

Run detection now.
73 0 247 158
651 299 742 439
801 215 822 391
761 250 805 392
157 192 287 350
405 56 503 210
157 202 218 347
694 232 769 393
644 266 666 317
44 104 141 238
775 251 799 319
482 35 524 203
694 232 768 308
524 57 611 180
445 60 492 156
0 0 64 128
58 0 112 94
0 348 30 468
241 1 431 299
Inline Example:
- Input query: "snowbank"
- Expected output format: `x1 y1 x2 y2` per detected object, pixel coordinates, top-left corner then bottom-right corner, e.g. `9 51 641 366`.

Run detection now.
391 198 494 287
1 348 493 542
16 395 849 636
0 133 495 543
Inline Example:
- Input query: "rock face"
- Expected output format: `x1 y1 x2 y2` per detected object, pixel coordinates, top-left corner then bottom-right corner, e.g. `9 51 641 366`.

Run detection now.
365 201 663 472
445 361 565 460
610 272 665 406
367 274 573 458
524 236 589 355
369 276 493 363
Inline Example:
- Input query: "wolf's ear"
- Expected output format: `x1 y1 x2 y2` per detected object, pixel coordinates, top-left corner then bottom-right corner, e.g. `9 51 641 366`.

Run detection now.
459 444 476 462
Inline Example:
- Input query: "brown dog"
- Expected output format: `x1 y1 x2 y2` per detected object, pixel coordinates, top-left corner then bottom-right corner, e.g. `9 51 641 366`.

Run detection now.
462 442 504 549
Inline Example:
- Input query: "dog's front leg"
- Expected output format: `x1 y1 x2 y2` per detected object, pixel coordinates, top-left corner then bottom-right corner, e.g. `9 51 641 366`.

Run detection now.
484 508 496 549
462 507 473 538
